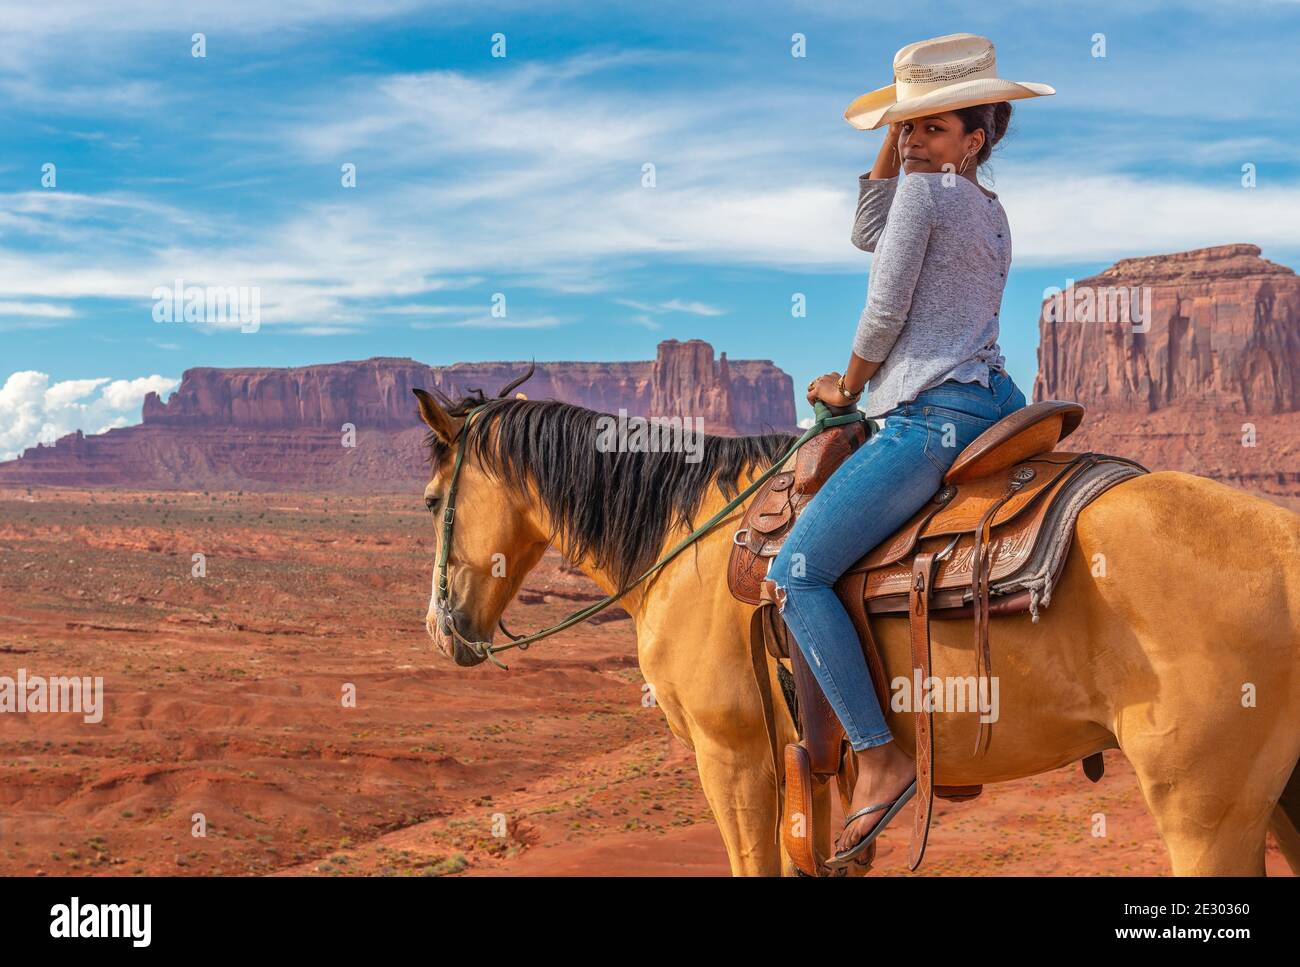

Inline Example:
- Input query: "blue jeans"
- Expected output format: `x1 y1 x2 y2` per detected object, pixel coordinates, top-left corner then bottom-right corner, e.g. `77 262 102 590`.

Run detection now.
767 369 1027 751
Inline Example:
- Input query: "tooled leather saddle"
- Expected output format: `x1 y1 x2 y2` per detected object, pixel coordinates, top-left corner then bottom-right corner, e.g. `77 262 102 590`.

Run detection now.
727 399 1148 876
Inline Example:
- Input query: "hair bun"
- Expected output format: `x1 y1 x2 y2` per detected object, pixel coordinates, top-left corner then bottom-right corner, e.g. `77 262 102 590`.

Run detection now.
990 101 1012 145
954 101 1013 167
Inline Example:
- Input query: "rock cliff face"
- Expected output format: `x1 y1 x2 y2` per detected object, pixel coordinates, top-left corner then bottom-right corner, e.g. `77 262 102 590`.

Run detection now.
0 340 796 492
1033 244 1300 501
139 358 436 431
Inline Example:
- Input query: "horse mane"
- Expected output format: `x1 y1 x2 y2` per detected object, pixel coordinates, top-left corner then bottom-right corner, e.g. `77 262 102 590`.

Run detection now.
423 367 796 589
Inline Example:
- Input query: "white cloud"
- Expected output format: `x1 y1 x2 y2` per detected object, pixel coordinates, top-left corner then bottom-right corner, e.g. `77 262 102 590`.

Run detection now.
0 0 428 33
995 167 1300 264
616 298 727 317
100 375 177 410
373 302 486 316
0 371 178 460
289 325 364 336
0 301 75 317
43 377 108 409
661 299 726 316
410 314 566 330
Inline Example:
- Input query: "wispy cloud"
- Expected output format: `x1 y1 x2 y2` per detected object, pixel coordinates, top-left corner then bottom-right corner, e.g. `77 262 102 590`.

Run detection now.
1 39 1297 344
410 314 566 330
616 298 727 316
0 301 75 318
0 0 429 35
373 302 487 315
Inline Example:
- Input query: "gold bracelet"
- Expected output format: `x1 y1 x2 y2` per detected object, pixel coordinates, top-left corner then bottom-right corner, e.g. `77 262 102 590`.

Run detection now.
836 373 862 402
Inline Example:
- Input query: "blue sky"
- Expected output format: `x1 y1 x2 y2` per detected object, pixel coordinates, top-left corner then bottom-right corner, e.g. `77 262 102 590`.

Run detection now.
3 0 1299 456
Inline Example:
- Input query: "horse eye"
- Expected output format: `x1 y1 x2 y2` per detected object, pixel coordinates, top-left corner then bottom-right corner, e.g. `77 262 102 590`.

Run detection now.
425 495 440 511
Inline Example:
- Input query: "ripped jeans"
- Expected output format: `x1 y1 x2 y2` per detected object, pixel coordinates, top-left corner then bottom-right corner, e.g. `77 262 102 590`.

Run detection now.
767 369 1027 751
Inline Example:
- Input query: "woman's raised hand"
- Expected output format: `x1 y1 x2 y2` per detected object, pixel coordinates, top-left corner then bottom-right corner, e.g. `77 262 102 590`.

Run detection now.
870 122 907 179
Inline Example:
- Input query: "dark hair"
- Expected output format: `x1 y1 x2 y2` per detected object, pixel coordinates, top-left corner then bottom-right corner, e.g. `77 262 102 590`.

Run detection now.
952 101 1012 167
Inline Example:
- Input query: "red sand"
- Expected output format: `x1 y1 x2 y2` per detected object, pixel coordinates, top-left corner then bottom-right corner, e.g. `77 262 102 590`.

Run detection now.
0 488 1290 876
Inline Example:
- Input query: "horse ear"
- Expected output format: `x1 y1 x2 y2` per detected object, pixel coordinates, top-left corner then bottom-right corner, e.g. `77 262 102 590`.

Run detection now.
412 389 458 444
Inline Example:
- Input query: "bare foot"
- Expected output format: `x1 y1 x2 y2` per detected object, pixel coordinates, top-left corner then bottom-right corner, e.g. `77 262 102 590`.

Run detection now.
834 739 916 856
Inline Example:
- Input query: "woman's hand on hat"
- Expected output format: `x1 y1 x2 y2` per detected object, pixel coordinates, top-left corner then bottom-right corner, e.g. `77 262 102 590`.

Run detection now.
871 122 908 179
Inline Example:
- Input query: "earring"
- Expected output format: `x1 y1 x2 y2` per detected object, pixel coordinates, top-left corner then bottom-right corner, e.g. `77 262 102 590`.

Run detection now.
959 151 972 174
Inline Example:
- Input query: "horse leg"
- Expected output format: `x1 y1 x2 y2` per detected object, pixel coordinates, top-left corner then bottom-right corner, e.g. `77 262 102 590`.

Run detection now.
1116 694 1294 876
1128 764 1267 873
646 692 785 876
1077 473 1300 875
638 627 787 876
1269 762 1300 874
691 733 786 876
986 471 1285 876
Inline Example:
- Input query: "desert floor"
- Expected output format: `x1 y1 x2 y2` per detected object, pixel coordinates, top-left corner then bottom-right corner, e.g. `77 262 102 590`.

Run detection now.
0 487 1291 877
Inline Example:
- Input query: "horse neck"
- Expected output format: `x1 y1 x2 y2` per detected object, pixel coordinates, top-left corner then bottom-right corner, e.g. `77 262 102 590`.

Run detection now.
514 464 752 620
508 480 639 608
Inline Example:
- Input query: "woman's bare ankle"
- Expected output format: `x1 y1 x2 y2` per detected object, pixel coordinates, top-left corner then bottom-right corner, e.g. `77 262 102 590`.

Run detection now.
853 739 914 781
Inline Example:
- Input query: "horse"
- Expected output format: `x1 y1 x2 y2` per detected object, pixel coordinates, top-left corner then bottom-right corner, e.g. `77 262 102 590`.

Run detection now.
411 376 1300 877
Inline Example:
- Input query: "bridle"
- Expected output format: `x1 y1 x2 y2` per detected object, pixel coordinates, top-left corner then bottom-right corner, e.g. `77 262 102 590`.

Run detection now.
430 399 866 669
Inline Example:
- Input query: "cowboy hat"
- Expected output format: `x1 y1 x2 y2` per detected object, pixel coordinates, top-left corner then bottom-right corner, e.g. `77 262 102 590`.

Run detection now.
844 33 1054 131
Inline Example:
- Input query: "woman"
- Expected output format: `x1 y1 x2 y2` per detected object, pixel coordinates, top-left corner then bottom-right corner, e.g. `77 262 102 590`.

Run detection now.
766 33 1053 868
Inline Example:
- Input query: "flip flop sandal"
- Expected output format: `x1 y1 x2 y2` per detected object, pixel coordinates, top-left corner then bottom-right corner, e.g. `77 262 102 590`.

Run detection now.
823 779 918 871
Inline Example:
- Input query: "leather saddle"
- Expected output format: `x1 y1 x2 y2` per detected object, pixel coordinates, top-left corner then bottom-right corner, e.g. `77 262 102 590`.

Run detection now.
728 399 1148 876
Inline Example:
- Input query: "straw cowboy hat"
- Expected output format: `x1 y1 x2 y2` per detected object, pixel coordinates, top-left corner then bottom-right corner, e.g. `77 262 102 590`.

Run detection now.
844 33 1054 130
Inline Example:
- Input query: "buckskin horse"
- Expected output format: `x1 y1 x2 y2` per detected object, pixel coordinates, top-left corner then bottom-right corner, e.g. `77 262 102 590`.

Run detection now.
411 371 1300 877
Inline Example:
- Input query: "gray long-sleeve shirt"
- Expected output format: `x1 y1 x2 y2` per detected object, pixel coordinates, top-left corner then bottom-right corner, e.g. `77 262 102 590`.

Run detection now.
850 171 1011 418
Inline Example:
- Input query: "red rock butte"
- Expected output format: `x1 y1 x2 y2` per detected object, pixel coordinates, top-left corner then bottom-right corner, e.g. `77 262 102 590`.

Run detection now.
5 244 1296 502
0 339 797 492
1034 244 1300 502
